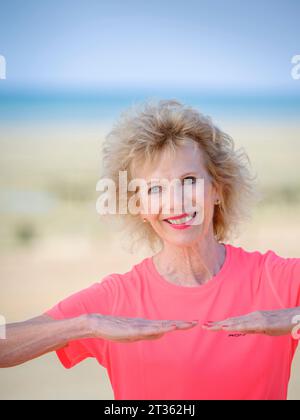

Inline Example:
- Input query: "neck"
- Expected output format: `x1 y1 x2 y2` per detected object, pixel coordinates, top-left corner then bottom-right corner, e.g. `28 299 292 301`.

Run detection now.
153 235 226 287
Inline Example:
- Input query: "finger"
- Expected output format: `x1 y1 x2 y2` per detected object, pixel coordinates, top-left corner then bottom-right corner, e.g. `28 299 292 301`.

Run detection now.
221 323 253 332
162 322 197 331
162 319 199 325
151 320 199 330
202 323 224 331
142 324 177 336
203 321 261 334
222 323 266 334
202 319 230 330
203 318 247 331
174 320 199 326
145 322 197 335
203 314 255 330
143 328 176 340
204 316 246 327
175 322 198 330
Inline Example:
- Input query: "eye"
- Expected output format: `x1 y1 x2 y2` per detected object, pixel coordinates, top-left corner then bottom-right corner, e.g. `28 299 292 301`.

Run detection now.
148 185 161 194
183 176 197 185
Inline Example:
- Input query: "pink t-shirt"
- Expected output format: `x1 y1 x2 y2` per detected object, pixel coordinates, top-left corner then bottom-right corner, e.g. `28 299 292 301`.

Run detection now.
44 243 300 400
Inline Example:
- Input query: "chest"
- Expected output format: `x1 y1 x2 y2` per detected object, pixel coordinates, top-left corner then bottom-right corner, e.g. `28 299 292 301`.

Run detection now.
106 328 291 399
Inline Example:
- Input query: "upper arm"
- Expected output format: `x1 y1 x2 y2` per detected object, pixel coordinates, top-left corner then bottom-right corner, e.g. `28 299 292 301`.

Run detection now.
43 275 118 368
262 251 300 309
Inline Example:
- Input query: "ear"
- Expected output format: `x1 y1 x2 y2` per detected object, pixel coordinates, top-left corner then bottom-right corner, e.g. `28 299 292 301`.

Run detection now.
139 211 148 223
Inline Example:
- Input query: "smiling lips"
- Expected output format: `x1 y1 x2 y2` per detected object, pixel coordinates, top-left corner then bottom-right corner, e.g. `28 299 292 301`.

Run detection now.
163 212 197 229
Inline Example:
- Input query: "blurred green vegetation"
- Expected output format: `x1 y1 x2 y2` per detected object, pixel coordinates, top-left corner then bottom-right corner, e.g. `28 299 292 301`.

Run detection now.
0 120 299 251
14 221 37 245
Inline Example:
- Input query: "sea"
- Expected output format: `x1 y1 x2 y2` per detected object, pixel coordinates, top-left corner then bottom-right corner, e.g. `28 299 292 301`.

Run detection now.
0 86 300 123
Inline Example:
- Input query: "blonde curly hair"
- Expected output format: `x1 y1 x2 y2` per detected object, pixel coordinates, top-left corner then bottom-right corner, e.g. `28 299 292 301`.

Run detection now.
99 99 259 254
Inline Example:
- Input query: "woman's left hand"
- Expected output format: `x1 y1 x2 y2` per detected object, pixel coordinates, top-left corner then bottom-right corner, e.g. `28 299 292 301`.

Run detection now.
202 307 300 337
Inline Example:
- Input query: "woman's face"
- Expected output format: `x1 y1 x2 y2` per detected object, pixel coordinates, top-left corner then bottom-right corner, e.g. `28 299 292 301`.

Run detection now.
137 138 220 247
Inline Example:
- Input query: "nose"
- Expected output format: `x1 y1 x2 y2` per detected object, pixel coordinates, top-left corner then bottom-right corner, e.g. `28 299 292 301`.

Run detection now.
163 183 187 215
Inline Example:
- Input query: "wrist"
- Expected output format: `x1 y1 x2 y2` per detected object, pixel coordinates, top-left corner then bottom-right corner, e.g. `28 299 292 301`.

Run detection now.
65 314 96 340
83 314 106 339
289 307 300 332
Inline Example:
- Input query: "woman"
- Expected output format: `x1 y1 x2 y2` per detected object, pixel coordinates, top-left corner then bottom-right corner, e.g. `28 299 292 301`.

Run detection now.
1 99 299 400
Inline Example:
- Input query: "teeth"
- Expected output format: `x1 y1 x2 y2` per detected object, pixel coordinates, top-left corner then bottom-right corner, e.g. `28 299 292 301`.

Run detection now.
167 213 195 225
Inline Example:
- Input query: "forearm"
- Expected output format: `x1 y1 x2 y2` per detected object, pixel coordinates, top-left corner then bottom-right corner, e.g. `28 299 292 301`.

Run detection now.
0 315 92 368
203 306 300 336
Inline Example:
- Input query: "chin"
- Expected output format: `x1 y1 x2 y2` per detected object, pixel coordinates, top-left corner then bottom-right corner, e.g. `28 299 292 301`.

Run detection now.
163 232 201 247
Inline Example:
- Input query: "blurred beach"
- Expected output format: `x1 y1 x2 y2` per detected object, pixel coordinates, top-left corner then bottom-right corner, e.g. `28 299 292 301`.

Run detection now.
0 90 300 399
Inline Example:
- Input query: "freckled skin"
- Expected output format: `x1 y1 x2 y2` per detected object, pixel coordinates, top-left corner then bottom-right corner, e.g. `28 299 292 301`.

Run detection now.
202 308 300 336
138 139 218 248
136 139 225 287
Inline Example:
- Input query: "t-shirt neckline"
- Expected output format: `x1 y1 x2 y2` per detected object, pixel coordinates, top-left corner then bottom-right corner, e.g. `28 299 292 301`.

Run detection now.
147 243 232 294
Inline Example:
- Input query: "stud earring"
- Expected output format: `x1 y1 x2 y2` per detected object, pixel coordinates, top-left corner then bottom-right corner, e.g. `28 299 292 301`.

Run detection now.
143 218 147 223
215 199 221 206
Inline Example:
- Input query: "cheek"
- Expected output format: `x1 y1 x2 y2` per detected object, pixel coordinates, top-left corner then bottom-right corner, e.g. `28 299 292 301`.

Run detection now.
139 196 164 226
203 192 214 218
183 180 207 211
139 192 161 215
202 180 215 208
195 185 215 224
203 190 214 210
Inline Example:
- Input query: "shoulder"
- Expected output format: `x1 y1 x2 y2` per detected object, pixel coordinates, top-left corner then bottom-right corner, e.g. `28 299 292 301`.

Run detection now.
227 243 300 308
228 242 300 271
225 243 298 283
44 257 151 319
88 257 151 316
227 243 272 269
91 256 150 300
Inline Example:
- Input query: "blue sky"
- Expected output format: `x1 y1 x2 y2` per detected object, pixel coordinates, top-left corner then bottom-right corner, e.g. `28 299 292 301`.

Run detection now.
0 0 299 91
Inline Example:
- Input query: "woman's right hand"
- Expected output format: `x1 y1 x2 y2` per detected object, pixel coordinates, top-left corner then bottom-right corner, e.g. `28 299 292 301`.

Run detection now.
89 314 199 342
0 314 198 368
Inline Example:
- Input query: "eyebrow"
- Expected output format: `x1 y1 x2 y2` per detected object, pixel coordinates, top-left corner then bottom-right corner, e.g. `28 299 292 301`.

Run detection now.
146 172 199 185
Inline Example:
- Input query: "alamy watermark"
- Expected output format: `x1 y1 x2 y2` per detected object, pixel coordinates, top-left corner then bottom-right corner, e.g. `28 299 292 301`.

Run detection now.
291 55 300 80
291 314 300 340
0 54 6 80
0 315 6 340
96 172 205 225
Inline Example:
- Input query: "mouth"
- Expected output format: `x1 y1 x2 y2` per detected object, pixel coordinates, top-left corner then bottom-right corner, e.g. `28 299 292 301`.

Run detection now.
163 211 197 226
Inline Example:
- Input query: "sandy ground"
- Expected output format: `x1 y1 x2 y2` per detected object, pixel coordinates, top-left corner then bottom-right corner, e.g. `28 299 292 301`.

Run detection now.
0 119 299 399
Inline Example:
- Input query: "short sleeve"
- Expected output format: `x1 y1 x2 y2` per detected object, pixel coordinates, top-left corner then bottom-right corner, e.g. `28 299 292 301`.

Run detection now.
43 275 117 369
262 250 300 309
